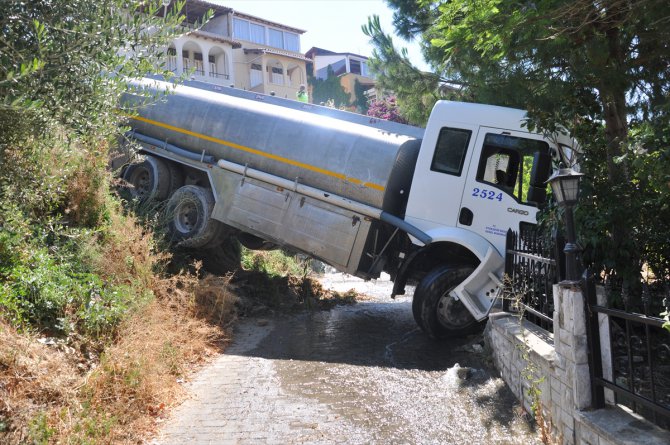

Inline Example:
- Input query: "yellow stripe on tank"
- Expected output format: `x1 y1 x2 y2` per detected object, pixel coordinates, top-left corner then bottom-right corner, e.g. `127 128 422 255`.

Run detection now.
129 114 386 192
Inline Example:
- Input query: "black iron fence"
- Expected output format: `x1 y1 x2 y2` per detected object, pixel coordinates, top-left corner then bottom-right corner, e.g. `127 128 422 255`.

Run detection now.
585 273 670 430
503 224 561 333
503 222 670 429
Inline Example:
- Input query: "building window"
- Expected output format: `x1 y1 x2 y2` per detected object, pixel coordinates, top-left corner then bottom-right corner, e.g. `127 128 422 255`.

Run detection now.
233 18 249 40
234 17 300 51
182 50 190 70
284 32 299 52
250 63 263 88
249 23 265 44
193 52 204 75
267 28 300 51
234 18 267 45
361 61 369 77
350 59 361 75
269 66 284 85
268 28 283 48
208 55 217 77
167 47 177 72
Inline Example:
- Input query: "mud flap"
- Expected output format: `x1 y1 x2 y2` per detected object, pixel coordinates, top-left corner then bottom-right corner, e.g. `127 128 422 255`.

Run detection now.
451 247 504 321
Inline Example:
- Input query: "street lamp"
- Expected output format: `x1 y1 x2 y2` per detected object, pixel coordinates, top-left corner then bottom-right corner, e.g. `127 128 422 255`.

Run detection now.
162 0 170 19
547 165 584 284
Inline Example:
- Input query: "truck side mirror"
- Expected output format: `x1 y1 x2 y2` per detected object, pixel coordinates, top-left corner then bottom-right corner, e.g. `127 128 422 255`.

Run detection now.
527 151 552 205
527 185 547 205
529 151 551 187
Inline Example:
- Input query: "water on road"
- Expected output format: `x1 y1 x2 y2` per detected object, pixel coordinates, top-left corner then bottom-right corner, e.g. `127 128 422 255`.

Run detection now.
156 273 540 445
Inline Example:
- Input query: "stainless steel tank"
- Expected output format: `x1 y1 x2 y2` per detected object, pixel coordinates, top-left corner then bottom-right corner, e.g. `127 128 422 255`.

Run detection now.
124 78 423 215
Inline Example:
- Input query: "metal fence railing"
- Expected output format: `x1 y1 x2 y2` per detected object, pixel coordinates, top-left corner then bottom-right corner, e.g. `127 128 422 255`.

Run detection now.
585 273 670 430
504 225 560 333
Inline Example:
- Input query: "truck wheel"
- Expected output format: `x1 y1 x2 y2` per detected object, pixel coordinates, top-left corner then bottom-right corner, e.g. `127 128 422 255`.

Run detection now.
165 185 222 248
412 265 484 339
123 155 171 201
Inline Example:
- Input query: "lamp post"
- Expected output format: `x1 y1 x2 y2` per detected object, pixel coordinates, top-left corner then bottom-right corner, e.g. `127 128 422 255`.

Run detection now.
162 0 170 19
547 166 584 284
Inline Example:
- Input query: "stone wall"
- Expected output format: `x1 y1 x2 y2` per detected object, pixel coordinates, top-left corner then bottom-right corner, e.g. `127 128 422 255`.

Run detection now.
485 284 668 445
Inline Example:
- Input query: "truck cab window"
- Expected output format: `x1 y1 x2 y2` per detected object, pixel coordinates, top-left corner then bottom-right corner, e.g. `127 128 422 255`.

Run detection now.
476 133 551 205
430 127 472 176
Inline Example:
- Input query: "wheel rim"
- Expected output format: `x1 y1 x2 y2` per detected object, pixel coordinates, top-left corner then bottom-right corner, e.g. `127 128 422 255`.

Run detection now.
130 168 152 196
436 292 474 329
174 201 199 235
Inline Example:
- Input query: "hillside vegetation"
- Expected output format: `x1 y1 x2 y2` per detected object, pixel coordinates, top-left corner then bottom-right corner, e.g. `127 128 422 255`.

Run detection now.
0 3 358 442
0 1 238 442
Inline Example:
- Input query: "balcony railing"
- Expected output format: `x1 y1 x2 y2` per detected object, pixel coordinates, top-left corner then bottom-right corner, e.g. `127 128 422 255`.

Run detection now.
209 72 230 80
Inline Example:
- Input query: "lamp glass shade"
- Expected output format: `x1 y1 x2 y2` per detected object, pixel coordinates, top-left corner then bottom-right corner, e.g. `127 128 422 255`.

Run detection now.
547 168 583 206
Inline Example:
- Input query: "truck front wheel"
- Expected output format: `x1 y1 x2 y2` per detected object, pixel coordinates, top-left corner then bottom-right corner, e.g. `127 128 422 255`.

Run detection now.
165 185 222 248
412 265 485 339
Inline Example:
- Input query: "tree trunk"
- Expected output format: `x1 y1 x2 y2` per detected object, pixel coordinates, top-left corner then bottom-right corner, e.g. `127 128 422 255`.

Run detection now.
598 8 640 288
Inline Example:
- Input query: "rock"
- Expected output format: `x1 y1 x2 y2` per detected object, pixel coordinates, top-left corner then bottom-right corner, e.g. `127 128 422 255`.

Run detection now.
456 366 471 380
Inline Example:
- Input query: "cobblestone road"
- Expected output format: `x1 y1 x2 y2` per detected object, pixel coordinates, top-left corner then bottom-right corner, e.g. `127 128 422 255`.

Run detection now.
154 274 540 445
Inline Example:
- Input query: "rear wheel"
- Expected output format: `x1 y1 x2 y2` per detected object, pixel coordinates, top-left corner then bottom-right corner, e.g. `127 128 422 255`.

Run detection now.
165 185 222 248
412 265 485 339
123 155 171 201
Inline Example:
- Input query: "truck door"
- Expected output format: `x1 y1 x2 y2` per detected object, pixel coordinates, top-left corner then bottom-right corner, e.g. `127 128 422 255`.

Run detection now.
457 127 552 254
405 125 478 229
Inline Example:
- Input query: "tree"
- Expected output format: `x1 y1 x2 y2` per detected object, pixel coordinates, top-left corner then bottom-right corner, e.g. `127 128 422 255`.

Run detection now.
0 0 189 135
363 15 446 125
0 0 192 333
353 79 370 114
308 65 350 107
371 0 670 289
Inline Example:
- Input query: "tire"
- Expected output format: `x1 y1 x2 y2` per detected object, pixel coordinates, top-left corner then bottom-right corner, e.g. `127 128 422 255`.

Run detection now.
199 235 243 275
412 265 485 339
122 155 171 201
237 232 277 251
165 185 222 248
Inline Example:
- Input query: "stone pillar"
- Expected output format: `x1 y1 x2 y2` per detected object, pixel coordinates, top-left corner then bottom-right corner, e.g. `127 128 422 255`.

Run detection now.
596 286 615 405
175 40 184 75
203 44 211 78
554 284 592 411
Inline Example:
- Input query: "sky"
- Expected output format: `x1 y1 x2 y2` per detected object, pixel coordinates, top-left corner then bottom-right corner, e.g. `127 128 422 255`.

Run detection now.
212 0 430 71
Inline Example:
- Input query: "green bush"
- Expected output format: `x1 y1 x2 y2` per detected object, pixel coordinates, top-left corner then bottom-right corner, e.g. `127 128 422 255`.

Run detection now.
0 203 150 337
241 248 309 278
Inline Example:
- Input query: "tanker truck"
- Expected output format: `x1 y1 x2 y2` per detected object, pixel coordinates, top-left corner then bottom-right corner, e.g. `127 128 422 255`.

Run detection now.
120 77 572 339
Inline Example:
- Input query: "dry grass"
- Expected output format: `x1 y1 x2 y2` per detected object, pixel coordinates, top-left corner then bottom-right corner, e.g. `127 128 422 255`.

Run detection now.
0 271 237 444
63 145 109 229
0 322 80 443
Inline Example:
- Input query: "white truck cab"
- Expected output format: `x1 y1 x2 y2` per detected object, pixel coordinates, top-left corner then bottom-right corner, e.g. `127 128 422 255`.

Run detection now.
404 102 563 322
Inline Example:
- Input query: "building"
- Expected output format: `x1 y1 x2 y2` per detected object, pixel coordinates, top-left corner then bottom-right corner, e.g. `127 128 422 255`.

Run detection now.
305 47 376 109
162 0 310 100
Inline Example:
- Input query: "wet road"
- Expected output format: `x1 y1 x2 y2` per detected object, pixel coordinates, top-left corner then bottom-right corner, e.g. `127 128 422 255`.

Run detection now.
156 274 540 444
